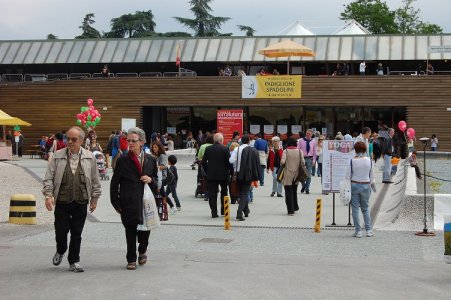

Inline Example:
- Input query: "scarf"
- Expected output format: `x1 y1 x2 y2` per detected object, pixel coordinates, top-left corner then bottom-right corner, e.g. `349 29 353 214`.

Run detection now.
303 137 311 154
128 151 142 175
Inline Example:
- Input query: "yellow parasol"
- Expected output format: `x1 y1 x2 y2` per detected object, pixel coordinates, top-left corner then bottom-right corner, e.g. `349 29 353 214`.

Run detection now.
258 40 315 74
0 109 31 141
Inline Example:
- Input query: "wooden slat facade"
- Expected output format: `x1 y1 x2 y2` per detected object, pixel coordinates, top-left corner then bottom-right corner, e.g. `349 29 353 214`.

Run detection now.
1 76 450 151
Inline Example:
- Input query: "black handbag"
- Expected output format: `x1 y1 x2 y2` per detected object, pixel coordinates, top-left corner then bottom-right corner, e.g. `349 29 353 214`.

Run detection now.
296 150 309 183
276 165 285 182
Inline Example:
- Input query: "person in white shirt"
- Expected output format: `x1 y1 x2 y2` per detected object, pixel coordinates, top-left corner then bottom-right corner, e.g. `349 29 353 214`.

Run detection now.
359 61 366 75
345 141 376 238
355 127 371 157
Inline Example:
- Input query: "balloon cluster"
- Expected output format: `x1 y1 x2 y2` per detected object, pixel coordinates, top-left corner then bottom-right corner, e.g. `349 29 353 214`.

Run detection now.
76 98 102 129
398 120 415 139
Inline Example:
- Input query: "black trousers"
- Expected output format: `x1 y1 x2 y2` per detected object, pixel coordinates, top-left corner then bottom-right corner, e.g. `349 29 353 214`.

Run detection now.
125 226 150 263
54 201 87 264
284 184 299 214
237 181 251 218
207 180 228 216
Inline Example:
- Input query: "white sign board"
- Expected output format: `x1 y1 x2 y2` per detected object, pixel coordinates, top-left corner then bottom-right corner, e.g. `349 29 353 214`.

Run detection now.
263 125 274 134
428 46 451 53
277 125 288 134
322 140 355 193
167 127 176 134
121 118 136 132
250 125 260 134
291 125 302 135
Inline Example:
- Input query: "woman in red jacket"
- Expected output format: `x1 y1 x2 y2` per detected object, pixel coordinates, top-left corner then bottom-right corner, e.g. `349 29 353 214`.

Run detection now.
267 136 284 197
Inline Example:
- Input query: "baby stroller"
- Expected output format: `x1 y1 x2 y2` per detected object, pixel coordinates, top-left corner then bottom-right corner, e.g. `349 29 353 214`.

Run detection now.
93 151 109 180
194 160 207 198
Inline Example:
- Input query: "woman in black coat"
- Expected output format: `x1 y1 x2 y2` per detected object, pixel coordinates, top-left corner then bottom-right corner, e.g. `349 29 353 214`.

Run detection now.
110 127 158 270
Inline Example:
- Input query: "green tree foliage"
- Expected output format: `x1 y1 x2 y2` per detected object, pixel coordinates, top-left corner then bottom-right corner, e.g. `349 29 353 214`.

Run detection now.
340 0 398 34
395 0 442 34
108 10 156 38
76 13 101 39
46 34 58 40
174 0 231 36
237 25 255 36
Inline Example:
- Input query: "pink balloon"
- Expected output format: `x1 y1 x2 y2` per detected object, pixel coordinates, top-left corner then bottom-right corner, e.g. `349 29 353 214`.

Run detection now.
407 128 415 138
398 120 407 132
87 98 94 106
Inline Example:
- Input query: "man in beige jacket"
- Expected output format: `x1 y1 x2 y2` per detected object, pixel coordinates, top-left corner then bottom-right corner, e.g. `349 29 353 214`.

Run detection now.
42 126 101 272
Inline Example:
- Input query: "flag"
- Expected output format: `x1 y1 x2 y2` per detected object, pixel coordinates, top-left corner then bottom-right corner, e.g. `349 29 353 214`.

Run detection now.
176 44 181 67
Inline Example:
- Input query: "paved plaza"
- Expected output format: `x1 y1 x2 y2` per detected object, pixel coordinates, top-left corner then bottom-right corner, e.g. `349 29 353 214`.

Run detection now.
0 157 450 299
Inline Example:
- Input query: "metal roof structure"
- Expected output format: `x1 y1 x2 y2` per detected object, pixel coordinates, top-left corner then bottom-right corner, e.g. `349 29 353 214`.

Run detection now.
0 34 450 64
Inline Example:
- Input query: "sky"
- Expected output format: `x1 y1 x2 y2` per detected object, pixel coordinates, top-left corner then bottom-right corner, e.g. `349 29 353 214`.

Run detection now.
0 0 449 40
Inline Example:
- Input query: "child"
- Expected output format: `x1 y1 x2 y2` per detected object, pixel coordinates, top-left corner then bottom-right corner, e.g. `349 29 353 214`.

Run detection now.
409 151 422 179
391 155 400 175
166 155 181 211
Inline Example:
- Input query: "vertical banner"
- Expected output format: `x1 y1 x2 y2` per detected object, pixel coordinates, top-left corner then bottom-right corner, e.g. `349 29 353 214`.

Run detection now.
263 125 274 140
321 127 327 136
291 125 303 138
217 109 243 145
322 140 355 193
277 125 288 140
167 127 176 134
250 125 260 135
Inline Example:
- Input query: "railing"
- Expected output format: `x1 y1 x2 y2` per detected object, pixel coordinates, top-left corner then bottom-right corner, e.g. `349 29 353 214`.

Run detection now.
1 74 24 83
47 73 68 81
24 74 47 82
140 72 162 77
69 73 91 80
115 73 138 78
92 73 114 78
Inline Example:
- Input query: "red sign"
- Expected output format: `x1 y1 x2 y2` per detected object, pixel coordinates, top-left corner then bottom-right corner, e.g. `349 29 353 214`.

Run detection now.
217 109 243 145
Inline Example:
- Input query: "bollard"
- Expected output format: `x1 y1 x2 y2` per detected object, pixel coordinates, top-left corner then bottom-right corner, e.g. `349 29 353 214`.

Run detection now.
314 199 322 233
9 194 36 225
224 195 231 230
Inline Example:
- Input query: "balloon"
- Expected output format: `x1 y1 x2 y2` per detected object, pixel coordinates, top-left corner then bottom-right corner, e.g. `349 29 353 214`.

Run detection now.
81 106 88 112
76 119 82 125
398 120 407 132
87 98 94 106
86 121 91 127
407 128 415 138
95 117 100 123
87 115 92 121
91 123 97 128
76 113 83 120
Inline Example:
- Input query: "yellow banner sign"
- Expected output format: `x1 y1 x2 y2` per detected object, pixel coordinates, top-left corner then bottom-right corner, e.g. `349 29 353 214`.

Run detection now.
242 75 302 99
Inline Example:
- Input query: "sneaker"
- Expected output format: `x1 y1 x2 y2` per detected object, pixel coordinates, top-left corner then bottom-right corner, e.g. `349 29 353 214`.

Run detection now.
171 207 177 215
366 231 374 237
270 192 275 197
69 262 84 272
353 231 363 238
52 252 64 266
176 207 181 211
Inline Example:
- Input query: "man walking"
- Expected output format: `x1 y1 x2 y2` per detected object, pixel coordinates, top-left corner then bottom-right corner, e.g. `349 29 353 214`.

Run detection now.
381 128 395 183
202 133 231 218
355 127 372 157
253 133 268 186
297 129 317 194
229 135 261 221
43 126 101 272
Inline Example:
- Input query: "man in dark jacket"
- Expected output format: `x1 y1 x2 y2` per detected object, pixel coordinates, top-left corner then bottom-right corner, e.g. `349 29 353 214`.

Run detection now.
202 133 231 218
381 128 395 183
229 135 261 221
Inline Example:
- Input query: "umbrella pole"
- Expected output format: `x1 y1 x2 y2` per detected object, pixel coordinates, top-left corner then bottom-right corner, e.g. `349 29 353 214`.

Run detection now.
287 57 290 75
2 125 5 142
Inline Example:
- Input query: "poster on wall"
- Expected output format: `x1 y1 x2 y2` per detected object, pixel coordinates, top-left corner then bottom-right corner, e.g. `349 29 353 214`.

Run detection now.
291 125 302 137
277 125 288 140
121 118 136 132
322 127 327 136
250 125 260 134
167 127 176 134
242 76 302 99
217 109 243 145
322 140 355 193
263 125 274 140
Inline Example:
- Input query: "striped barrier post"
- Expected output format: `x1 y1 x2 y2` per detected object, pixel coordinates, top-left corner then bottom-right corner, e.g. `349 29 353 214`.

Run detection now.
9 194 36 225
224 195 231 230
314 199 322 233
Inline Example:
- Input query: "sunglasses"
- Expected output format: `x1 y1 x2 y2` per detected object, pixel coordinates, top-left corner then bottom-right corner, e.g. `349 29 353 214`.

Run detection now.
126 139 140 143
67 137 80 143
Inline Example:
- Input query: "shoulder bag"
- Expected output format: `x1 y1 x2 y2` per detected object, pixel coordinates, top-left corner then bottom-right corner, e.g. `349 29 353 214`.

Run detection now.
276 149 287 182
296 150 309 183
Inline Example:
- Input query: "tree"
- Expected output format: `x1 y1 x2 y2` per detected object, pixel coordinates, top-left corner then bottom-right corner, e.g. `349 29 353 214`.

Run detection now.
340 0 398 34
108 10 156 38
76 13 101 39
46 34 58 40
395 0 442 34
174 0 231 37
237 25 255 37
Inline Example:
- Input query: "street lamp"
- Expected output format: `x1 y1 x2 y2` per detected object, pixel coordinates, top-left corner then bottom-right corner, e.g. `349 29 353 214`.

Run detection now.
415 137 436 237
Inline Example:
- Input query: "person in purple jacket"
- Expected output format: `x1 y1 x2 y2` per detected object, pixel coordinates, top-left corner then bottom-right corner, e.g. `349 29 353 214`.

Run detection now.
297 129 317 194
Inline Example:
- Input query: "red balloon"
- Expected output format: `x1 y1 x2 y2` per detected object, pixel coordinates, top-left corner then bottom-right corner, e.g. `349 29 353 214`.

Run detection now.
398 120 407 132
87 98 94 106
407 128 415 138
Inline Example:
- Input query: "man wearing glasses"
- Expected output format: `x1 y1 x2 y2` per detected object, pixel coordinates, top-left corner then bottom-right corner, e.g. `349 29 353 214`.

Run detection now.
43 126 101 272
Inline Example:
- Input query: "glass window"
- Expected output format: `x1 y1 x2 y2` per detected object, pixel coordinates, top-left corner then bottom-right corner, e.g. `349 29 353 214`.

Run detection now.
193 39 208 62
315 37 328 61
2 42 20 64
135 40 151 62
112 40 129 63
335 107 362 137
240 38 256 61
351 36 365 61
124 40 141 62
24 42 43 64
0 42 10 63
378 36 390 60
365 36 378 61
158 39 175 62
67 41 85 63
13 42 31 64
305 107 334 138
403 36 415 60
55 41 74 63
101 40 118 63
390 36 403 60
327 37 340 61
229 39 244 61
34 42 53 63
192 107 217 132
79 41 96 63
147 39 162 61
205 39 220 61
217 38 232 61
166 107 191 129
340 37 353 61
45 42 63 64
90 41 107 63
249 106 303 136
182 39 197 61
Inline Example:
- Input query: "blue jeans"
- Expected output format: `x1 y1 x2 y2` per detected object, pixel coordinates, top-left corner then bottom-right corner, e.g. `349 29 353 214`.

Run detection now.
259 165 266 185
383 155 392 181
271 168 283 195
351 183 372 232
302 157 313 191
317 163 322 177
166 183 181 208
431 147 437 151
